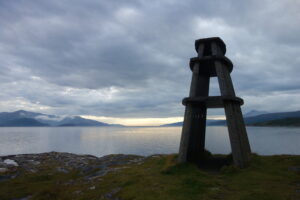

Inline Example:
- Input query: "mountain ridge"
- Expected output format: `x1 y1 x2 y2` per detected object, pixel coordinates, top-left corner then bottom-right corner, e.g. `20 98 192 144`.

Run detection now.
0 110 112 127
161 110 300 127
160 119 222 127
2 110 300 127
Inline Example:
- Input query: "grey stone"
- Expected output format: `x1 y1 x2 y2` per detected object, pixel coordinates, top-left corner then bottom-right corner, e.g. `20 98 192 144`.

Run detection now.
0 152 145 190
4 159 19 166
102 187 121 200
56 167 69 173
89 186 96 190
0 168 8 173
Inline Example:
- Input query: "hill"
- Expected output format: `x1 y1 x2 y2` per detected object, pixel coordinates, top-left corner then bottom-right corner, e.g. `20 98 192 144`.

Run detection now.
245 111 300 124
203 110 300 126
252 117 300 127
161 110 300 127
161 119 222 127
0 110 111 127
160 122 183 127
244 110 268 117
0 118 48 127
56 116 109 126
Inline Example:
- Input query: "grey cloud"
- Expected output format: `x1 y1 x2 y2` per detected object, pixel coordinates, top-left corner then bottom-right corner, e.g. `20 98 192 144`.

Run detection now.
0 0 300 117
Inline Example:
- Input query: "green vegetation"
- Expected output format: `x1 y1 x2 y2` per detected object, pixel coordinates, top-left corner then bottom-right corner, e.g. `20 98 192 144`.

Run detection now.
1 154 300 200
252 117 300 127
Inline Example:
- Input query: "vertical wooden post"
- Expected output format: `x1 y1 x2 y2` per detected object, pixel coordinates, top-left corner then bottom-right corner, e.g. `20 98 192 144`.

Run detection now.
215 61 251 167
178 44 209 164
211 42 251 167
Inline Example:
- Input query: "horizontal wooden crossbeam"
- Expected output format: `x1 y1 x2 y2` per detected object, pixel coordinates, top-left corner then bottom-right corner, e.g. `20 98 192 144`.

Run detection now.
182 96 244 108
189 56 233 77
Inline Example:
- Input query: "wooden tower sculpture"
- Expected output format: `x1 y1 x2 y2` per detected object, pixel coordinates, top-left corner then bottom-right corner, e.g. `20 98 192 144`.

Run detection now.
178 37 251 168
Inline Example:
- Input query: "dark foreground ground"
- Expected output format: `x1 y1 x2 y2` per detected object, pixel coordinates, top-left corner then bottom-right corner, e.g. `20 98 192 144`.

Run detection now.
0 152 300 200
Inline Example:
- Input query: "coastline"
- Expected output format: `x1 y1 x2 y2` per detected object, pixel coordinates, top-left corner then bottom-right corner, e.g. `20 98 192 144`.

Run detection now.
1 152 300 199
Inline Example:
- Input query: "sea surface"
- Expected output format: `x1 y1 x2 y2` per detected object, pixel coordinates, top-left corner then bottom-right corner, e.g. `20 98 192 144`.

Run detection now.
0 126 299 157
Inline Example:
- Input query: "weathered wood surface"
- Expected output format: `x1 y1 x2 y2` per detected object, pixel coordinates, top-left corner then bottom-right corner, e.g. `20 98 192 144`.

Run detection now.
179 38 251 168
178 44 208 163
182 96 243 108
212 42 251 168
215 61 251 168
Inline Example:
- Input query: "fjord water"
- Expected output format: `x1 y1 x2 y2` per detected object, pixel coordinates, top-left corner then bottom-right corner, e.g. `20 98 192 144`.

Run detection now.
0 126 299 156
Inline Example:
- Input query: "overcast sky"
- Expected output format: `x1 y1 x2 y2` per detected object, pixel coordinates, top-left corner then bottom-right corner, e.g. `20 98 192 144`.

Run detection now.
0 0 299 125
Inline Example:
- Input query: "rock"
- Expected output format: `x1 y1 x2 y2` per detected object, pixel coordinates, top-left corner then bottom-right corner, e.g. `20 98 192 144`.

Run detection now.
80 166 95 173
89 186 96 190
86 169 109 179
28 160 40 165
0 152 145 193
56 167 69 173
4 159 19 167
102 187 121 200
28 169 37 173
129 157 145 165
0 168 8 173
149 155 162 158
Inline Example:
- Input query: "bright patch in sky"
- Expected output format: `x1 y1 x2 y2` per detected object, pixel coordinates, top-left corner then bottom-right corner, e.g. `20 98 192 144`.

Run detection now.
81 115 225 126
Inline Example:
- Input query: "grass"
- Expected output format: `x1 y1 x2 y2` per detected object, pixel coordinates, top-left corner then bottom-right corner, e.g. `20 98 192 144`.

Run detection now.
0 154 300 200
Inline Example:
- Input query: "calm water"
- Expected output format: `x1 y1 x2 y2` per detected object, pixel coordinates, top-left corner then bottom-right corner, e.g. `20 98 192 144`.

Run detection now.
0 126 299 156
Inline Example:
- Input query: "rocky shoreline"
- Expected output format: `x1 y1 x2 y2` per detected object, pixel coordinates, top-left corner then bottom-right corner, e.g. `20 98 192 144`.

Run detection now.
1 152 299 200
0 152 146 200
0 152 145 175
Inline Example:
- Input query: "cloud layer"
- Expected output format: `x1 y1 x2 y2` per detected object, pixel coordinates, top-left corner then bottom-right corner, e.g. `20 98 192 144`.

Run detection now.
1 0 300 120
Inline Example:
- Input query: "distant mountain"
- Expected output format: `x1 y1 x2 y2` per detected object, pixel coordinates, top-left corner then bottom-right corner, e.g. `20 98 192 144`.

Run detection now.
0 110 63 126
160 122 183 127
252 117 300 127
161 119 222 127
0 110 41 121
0 110 111 127
109 124 125 127
161 110 300 127
245 111 300 125
57 116 108 127
0 110 48 127
208 110 300 126
244 110 269 117
208 120 226 126
0 118 48 127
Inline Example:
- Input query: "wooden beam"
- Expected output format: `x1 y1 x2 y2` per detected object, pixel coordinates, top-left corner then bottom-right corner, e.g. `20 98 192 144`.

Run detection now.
212 41 251 168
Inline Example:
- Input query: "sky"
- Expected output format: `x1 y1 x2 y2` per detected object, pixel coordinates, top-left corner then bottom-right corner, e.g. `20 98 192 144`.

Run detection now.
0 0 300 126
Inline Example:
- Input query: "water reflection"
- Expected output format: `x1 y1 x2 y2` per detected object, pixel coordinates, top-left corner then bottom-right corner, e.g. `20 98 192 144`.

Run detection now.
0 126 299 156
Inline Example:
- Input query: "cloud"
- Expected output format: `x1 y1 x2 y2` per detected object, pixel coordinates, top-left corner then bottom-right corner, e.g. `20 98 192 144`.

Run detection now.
35 115 64 122
0 0 300 120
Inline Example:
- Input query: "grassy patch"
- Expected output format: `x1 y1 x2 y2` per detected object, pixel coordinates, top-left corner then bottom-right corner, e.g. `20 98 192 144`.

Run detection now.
0 154 300 200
